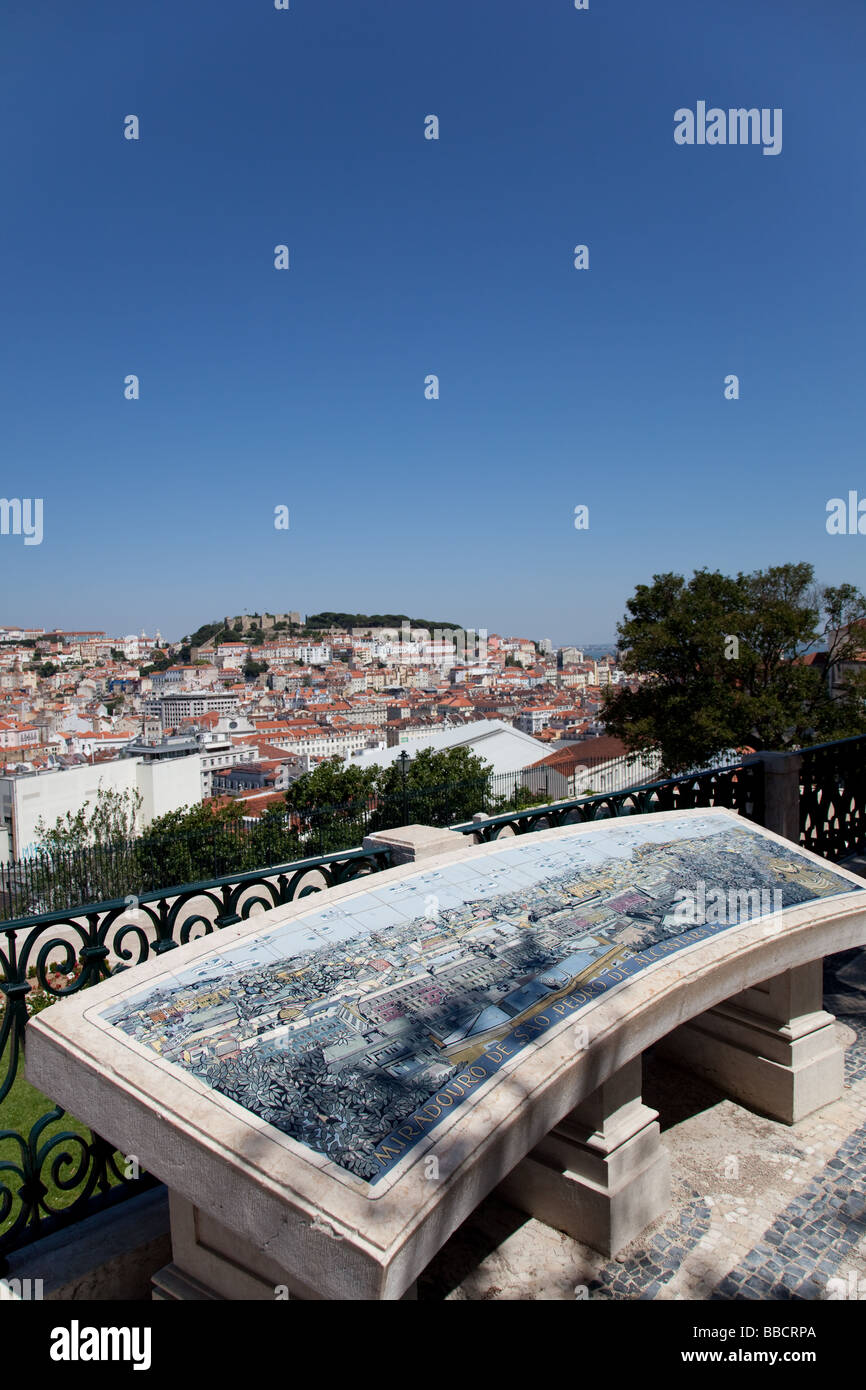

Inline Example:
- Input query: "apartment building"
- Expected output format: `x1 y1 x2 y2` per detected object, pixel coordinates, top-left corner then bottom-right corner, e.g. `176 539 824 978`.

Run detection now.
150 665 219 690
0 754 203 861
145 692 241 728
0 720 41 752
123 731 260 797
515 705 560 735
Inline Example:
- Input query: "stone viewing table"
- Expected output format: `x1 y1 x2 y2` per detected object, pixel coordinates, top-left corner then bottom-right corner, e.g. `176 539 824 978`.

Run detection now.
26 808 866 1299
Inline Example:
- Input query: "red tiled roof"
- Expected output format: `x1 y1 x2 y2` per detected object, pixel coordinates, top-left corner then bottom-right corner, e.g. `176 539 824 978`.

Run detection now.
529 736 629 770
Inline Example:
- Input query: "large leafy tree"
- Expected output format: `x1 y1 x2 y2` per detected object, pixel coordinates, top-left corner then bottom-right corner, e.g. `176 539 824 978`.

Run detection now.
283 758 381 852
285 757 380 812
374 745 495 826
602 563 866 773
284 746 500 834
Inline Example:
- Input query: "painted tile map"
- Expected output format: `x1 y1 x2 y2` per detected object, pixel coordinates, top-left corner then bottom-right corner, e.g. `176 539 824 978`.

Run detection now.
100 815 860 1184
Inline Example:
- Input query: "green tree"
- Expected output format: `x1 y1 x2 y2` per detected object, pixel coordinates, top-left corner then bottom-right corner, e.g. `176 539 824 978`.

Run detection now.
31 785 144 909
285 757 379 815
281 747 497 851
245 800 304 866
602 563 866 773
304 611 462 632
373 746 494 827
35 785 143 851
142 651 172 673
136 800 249 888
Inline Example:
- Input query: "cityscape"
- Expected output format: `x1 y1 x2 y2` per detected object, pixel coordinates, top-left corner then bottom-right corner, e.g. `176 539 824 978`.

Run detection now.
0 616 635 861
1 0 864 1325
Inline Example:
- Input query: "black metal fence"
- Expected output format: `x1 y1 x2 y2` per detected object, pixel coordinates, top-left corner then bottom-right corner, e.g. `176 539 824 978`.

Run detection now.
800 733 866 861
453 757 764 840
0 755 655 923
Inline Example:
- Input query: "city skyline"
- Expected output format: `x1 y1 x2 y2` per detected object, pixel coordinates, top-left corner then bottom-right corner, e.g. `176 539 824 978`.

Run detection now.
0 613 619 651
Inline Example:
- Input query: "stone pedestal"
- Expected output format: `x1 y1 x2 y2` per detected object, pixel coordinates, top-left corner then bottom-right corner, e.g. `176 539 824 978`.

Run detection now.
658 961 844 1124
496 1057 671 1256
363 824 464 865
153 1193 315 1301
152 1193 415 1301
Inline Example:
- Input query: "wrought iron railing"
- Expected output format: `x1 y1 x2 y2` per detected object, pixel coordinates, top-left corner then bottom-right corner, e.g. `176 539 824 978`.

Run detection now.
800 733 866 861
0 762 600 924
0 843 391 1265
0 811 372 924
451 759 763 841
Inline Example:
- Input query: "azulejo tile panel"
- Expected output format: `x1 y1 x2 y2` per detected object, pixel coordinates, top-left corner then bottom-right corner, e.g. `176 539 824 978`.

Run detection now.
99 814 860 1183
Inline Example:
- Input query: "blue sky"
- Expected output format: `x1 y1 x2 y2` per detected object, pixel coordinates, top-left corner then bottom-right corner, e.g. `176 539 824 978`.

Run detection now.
1 0 864 645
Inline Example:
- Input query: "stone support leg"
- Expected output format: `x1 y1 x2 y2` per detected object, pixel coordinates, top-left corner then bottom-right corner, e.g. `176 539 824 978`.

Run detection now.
657 961 844 1124
496 1056 671 1256
151 1194 417 1301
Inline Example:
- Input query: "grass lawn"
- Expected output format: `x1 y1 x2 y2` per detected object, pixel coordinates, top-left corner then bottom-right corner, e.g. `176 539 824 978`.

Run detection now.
1 1063 122 1239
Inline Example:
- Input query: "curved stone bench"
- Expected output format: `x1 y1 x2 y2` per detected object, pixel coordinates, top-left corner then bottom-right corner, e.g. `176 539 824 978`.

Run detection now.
26 808 866 1300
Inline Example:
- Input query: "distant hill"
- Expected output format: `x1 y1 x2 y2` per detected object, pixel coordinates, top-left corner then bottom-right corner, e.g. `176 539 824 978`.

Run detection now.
304 612 464 631
183 612 466 653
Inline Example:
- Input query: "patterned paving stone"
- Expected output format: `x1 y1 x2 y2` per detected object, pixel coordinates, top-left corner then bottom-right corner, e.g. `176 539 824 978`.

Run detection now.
421 1004 866 1299
712 1098 866 1300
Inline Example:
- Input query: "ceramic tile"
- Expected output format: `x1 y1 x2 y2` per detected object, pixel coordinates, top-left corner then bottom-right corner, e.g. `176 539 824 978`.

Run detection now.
99 813 862 1185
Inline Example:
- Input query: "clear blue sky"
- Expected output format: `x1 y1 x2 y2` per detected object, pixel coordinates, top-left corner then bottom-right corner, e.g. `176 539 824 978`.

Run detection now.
1 0 863 646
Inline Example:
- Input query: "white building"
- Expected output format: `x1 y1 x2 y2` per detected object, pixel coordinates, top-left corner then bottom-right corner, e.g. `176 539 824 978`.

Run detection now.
294 643 332 666
515 707 559 736
348 719 548 777
197 739 260 797
145 692 240 728
0 755 203 861
122 728 260 798
266 726 371 759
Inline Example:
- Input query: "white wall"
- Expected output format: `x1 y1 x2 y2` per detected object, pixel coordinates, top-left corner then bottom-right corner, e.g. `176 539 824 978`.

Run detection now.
4 755 204 858
136 756 203 824
349 720 547 776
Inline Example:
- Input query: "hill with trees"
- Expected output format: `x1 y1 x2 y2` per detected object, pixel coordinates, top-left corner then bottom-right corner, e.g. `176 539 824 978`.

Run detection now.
304 611 464 631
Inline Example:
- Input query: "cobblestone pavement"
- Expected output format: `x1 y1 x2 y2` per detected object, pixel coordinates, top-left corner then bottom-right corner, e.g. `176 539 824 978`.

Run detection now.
419 1010 866 1301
